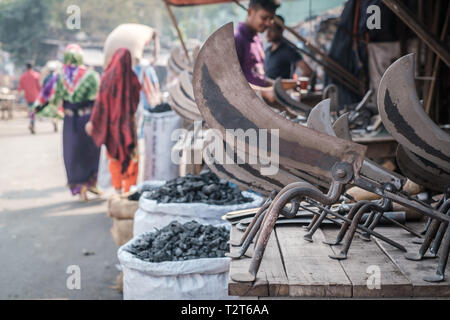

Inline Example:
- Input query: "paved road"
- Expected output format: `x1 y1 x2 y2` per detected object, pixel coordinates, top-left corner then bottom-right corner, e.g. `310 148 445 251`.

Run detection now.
0 113 122 299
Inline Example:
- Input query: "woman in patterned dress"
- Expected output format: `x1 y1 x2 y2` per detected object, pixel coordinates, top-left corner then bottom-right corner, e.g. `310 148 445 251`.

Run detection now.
35 44 101 201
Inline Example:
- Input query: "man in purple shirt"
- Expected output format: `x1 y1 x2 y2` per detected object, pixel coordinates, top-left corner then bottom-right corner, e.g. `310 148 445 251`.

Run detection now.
234 0 280 89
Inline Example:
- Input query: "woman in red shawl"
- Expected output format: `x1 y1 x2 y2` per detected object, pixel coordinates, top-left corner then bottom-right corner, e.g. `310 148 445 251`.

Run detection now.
86 48 141 194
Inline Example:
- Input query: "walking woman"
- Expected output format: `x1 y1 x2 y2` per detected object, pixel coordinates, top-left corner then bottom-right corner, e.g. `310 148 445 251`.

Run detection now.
35 44 101 201
85 48 141 194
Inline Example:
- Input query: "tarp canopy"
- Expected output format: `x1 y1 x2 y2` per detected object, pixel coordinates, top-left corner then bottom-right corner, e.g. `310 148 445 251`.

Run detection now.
166 0 237 6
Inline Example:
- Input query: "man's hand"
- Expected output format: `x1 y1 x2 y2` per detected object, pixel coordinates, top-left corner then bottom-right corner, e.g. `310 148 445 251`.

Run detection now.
281 79 299 91
85 121 93 136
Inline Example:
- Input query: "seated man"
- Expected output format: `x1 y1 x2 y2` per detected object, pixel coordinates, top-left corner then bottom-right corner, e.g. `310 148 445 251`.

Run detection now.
234 0 280 102
265 15 312 80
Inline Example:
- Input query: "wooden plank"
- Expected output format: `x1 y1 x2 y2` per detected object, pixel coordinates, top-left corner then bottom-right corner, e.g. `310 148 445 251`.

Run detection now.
373 224 450 297
228 224 289 297
276 225 352 297
322 227 413 297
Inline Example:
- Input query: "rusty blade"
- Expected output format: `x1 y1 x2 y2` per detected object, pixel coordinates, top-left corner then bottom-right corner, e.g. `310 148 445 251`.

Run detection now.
168 82 203 121
170 46 193 73
193 23 366 181
305 101 405 190
203 138 329 196
323 84 339 114
378 53 450 171
306 99 335 136
332 113 352 141
168 96 202 122
179 70 195 102
396 145 450 192
273 77 312 115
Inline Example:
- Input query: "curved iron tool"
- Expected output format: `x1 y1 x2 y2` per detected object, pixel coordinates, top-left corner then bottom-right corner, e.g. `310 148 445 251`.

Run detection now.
329 197 393 260
396 145 450 192
193 23 367 182
179 70 195 102
306 99 335 136
231 179 344 282
168 96 202 122
323 84 339 114
170 46 193 74
168 80 203 122
405 200 450 262
377 53 450 171
273 77 312 115
333 113 352 141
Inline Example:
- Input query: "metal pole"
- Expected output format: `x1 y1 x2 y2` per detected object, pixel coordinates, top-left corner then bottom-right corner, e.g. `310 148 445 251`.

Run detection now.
164 0 192 65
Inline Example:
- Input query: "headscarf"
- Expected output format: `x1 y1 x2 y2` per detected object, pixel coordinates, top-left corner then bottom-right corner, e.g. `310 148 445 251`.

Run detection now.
89 48 141 173
36 44 86 105
62 44 86 94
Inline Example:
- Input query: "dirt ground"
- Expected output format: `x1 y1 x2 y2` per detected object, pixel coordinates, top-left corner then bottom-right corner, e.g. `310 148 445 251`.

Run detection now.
0 111 122 299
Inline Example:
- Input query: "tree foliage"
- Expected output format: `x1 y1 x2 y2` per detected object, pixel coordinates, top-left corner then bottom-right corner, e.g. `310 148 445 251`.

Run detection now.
0 0 56 66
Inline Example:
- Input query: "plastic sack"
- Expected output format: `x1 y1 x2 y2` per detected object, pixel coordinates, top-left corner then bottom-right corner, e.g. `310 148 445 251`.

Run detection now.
133 181 264 236
140 110 181 182
118 230 236 300
97 145 111 190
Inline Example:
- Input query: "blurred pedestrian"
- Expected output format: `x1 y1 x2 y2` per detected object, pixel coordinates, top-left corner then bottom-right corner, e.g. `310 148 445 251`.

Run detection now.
17 62 41 134
34 44 101 201
234 0 279 103
86 48 141 194
265 15 312 80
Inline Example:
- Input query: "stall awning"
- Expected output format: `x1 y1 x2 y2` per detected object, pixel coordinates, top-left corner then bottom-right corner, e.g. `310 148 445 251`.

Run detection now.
166 0 236 6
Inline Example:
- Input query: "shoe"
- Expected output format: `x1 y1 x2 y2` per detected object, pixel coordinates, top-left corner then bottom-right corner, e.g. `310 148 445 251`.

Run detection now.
29 123 35 134
79 186 88 202
87 185 102 196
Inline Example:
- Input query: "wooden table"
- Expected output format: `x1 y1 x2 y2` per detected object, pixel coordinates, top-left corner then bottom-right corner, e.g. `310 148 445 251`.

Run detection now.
228 222 450 298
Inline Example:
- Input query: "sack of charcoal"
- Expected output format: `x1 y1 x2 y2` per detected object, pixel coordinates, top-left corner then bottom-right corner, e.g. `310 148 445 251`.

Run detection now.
141 109 181 182
118 220 237 300
133 170 264 236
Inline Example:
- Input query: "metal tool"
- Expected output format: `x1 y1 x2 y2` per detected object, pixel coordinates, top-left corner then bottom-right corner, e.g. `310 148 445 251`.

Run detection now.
193 24 450 283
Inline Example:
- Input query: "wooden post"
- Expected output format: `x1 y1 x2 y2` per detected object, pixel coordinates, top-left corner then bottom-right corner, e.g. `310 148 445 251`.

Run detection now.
425 3 450 114
164 0 191 65
422 0 442 108
383 0 450 68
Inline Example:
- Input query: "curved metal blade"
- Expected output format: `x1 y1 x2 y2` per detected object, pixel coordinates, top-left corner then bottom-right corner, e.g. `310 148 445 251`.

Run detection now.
168 82 203 121
396 145 449 192
170 46 192 73
306 102 405 190
306 99 335 136
193 23 366 181
179 70 195 102
273 77 312 115
333 113 352 141
168 96 202 122
203 138 329 196
378 53 450 171
323 84 339 114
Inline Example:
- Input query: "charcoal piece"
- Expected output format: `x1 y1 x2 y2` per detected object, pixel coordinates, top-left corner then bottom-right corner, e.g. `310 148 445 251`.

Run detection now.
127 191 141 201
159 195 170 203
174 248 183 257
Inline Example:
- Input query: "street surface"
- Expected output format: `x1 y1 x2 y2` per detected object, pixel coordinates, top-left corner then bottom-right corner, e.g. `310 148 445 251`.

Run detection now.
0 112 122 299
